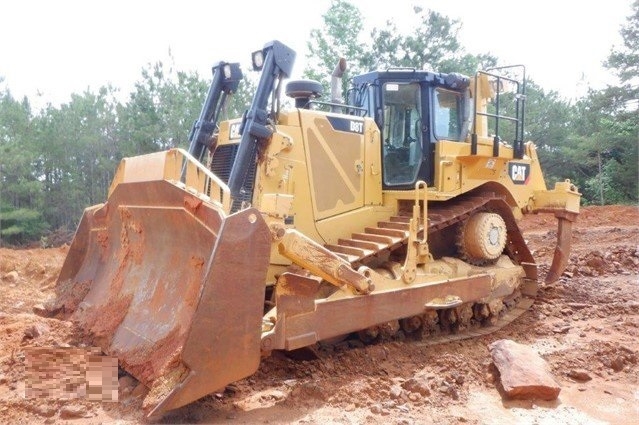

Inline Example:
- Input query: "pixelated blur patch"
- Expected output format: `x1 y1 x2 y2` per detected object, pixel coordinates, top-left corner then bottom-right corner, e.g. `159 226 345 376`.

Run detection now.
24 347 118 402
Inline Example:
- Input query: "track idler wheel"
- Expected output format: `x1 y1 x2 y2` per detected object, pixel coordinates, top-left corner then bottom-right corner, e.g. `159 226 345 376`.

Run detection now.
457 212 507 265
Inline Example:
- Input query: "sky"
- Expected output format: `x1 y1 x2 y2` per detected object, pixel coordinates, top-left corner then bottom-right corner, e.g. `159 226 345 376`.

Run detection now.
0 0 633 110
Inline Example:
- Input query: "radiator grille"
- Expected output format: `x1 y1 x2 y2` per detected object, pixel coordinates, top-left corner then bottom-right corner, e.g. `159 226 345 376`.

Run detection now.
210 144 257 212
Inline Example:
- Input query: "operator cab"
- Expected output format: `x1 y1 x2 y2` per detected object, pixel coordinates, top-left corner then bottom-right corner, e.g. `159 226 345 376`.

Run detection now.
350 70 471 189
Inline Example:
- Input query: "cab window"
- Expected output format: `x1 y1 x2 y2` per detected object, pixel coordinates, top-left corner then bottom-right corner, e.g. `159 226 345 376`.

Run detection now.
433 87 462 141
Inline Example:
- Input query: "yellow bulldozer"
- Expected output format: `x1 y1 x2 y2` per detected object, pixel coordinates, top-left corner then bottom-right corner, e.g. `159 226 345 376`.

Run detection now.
47 40 580 418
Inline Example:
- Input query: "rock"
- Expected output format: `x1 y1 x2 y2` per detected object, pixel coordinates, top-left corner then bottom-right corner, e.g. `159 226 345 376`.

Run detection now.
567 303 589 310
60 405 88 419
290 381 326 402
586 257 605 270
118 375 137 396
32 404 57 418
452 372 465 385
397 404 410 413
389 384 403 399
268 389 286 401
23 323 50 339
610 356 625 372
370 404 383 414
489 339 561 401
447 386 460 400
382 400 396 409
567 369 592 382
33 301 61 318
367 345 388 362
2 271 18 284
32 304 48 316
552 325 571 334
402 376 431 397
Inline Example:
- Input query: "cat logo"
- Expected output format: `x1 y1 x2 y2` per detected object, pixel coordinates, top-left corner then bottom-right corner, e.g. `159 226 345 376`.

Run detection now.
508 162 530 185
229 122 241 139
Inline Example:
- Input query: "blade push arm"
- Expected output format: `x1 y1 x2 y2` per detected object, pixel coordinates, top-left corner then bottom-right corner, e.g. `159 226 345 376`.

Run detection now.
227 41 295 207
187 62 243 163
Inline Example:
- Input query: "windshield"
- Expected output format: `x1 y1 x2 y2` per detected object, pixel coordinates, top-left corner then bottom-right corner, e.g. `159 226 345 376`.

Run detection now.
382 82 422 186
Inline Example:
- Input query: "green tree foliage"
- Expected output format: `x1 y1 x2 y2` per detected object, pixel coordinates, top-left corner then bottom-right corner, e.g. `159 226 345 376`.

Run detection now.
117 61 209 156
304 1 496 96
304 0 368 97
572 2 638 205
365 6 497 74
606 0 639 87
522 81 578 184
117 59 253 157
0 55 252 245
0 89 49 245
0 207 48 245
35 87 121 230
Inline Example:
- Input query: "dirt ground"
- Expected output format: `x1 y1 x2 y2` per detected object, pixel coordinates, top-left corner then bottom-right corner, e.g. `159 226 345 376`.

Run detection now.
0 205 637 425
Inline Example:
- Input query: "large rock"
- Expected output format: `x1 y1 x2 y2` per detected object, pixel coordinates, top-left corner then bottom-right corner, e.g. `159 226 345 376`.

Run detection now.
489 339 561 401
2 271 18 284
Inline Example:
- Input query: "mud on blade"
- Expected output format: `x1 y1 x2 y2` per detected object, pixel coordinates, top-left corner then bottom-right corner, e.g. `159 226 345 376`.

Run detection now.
48 150 271 417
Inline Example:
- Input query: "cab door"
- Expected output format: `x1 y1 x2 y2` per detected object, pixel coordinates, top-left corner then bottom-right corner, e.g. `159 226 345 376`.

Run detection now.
380 82 426 188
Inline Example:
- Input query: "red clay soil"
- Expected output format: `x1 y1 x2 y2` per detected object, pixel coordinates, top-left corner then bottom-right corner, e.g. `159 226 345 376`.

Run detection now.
0 205 637 424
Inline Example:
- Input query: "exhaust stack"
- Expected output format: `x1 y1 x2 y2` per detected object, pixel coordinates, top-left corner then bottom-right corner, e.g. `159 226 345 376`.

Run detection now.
330 58 347 113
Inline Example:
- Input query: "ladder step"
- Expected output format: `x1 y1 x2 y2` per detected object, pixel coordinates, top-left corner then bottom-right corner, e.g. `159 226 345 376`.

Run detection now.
378 221 410 231
325 244 372 258
338 238 384 251
389 216 411 223
352 232 395 245
365 226 407 239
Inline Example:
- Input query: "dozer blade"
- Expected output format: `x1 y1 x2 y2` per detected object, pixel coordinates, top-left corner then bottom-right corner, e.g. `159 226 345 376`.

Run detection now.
49 178 271 418
545 212 577 283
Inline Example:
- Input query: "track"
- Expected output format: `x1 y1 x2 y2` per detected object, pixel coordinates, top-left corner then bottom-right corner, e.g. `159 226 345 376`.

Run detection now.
318 191 539 347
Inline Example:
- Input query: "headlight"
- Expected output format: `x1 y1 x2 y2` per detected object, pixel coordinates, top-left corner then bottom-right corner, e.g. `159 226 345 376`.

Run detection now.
252 50 264 71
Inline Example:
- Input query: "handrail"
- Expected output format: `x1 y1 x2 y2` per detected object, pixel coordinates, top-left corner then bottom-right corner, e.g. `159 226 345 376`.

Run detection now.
471 66 526 159
108 148 232 215
172 148 232 214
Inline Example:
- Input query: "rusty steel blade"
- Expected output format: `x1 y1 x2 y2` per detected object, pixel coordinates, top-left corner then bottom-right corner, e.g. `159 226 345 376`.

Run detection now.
50 179 271 418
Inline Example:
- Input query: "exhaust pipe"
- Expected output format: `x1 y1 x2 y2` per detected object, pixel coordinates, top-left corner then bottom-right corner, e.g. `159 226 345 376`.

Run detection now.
330 58 347 113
